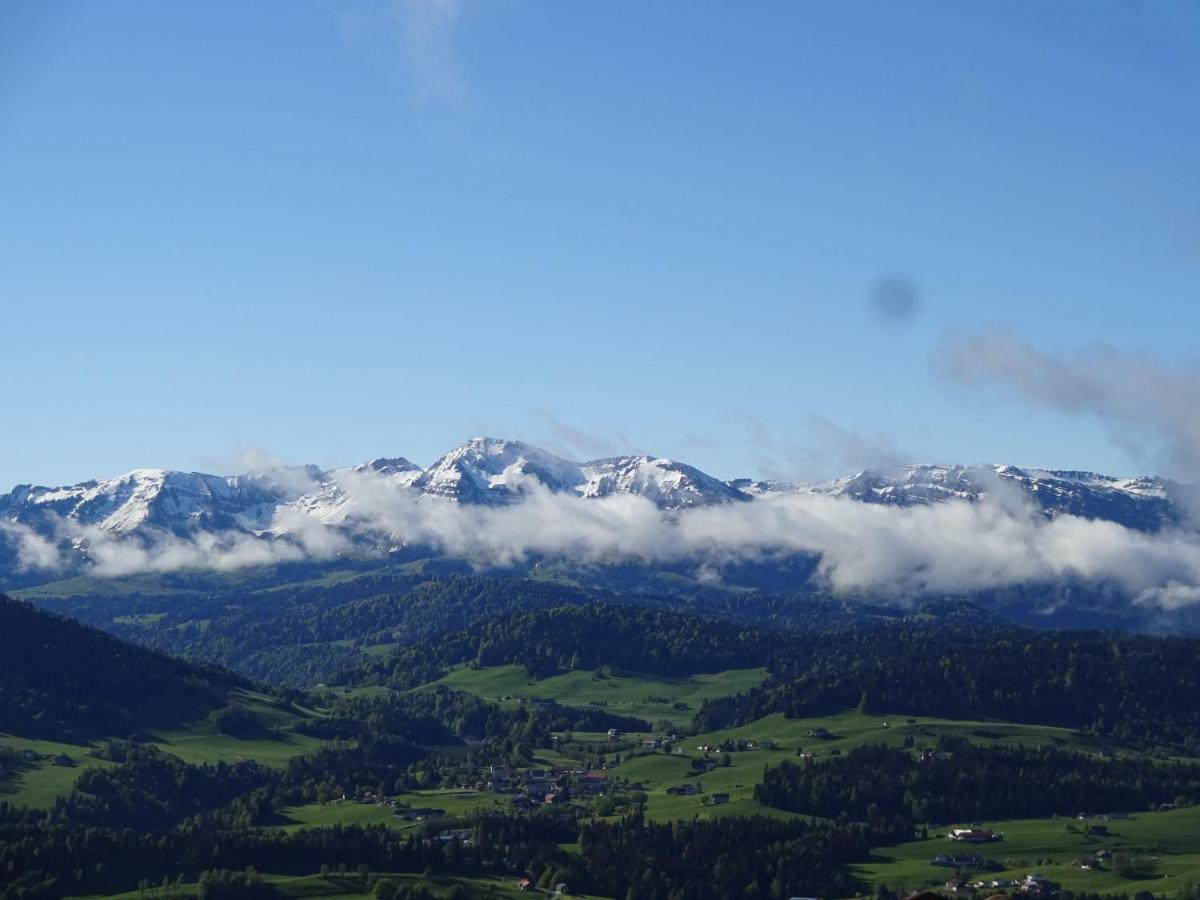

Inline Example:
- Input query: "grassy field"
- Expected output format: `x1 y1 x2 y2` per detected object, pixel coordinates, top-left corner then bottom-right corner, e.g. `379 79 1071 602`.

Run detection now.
685 708 1109 755
13 573 207 599
73 870 613 899
856 804 1200 896
0 734 118 808
0 690 322 807
281 789 506 833
280 800 405 831
589 708 1127 826
15 651 1197 900
425 664 769 727
149 690 325 768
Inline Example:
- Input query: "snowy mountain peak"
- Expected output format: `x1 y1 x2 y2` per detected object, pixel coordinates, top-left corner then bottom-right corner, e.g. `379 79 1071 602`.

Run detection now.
414 438 584 504
578 455 750 507
817 463 1182 531
355 457 424 477
0 468 286 537
1 442 1191 584
409 440 751 508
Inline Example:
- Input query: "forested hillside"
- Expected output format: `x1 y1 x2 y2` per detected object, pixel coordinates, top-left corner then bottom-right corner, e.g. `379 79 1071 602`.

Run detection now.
28 574 609 686
698 624 1200 752
0 595 242 742
23 570 1006 687
341 603 788 688
756 739 1200 824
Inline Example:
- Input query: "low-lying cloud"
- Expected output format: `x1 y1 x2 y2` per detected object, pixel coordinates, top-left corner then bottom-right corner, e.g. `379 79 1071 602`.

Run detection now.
8 327 1200 611
6 466 1200 610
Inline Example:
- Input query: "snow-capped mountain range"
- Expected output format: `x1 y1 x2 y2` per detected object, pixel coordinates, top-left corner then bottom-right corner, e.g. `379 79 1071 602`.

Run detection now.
815 464 1183 532
0 438 1189 571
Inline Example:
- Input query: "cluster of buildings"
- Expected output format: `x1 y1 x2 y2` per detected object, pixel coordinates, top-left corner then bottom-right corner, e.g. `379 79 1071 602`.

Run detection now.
931 854 989 868
343 787 467 824
943 873 1060 895
8 748 76 768
476 763 609 809
340 788 452 821
931 826 1086 897
607 728 680 747
1077 848 1112 870
948 827 1002 843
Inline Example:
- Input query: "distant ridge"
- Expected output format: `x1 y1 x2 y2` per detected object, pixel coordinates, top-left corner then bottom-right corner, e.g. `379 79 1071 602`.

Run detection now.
0 438 1190 586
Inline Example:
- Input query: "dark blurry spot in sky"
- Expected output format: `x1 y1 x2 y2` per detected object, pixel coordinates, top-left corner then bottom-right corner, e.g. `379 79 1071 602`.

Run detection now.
869 274 920 326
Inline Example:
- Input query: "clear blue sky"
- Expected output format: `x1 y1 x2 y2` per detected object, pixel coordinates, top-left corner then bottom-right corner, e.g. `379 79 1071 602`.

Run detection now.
2 1 1198 486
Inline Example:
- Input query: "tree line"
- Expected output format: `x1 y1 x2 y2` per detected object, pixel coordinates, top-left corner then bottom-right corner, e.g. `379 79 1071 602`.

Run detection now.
755 738 1200 825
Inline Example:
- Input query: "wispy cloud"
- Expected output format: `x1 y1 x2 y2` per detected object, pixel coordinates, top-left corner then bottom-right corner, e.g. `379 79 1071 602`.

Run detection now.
532 412 641 462
794 413 910 481
937 329 1200 484
387 0 471 105
723 410 909 483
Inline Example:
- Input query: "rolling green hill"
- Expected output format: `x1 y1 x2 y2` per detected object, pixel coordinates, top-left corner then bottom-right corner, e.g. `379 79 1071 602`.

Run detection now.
9 585 1200 899
0 595 322 810
0 594 242 742
425 663 769 727
856 805 1200 896
19 569 1006 690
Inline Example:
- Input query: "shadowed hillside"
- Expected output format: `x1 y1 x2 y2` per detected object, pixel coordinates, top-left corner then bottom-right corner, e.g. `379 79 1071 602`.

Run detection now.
0 595 244 742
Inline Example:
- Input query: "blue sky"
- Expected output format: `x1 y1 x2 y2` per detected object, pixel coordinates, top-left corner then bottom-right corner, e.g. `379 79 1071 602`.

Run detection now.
2 1 1198 486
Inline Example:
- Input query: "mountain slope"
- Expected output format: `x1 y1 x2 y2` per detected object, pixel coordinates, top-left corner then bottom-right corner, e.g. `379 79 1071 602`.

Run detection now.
342 601 787 689
579 455 750 507
412 437 584 503
3 441 1187 541
817 463 1183 531
0 594 243 741
284 457 424 526
0 467 313 537
2 440 1195 603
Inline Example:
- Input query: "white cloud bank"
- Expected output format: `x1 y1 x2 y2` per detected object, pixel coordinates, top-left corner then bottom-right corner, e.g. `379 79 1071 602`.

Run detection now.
6 468 1200 610
5 331 1200 611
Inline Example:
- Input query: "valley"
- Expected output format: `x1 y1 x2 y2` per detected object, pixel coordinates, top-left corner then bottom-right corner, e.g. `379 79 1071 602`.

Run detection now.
4 574 1200 899
8 5 1193 899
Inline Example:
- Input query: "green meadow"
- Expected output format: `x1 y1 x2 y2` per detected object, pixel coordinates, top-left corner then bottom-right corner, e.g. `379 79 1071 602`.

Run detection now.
425 664 769 727
281 789 507 833
856 805 1200 896
0 733 119 808
0 690 322 808
11 657 1198 900
593 709 1134 826
148 690 324 768
72 870 612 899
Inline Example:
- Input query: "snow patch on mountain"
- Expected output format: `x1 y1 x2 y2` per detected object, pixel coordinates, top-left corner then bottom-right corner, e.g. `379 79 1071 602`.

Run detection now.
284 458 424 527
413 438 584 504
6 440 1200 626
579 456 749 507
0 469 293 536
815 464 1182 531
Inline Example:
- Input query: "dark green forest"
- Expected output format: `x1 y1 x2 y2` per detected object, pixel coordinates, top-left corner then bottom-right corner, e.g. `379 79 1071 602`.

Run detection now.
755 739 1200 824
0 596 240 742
